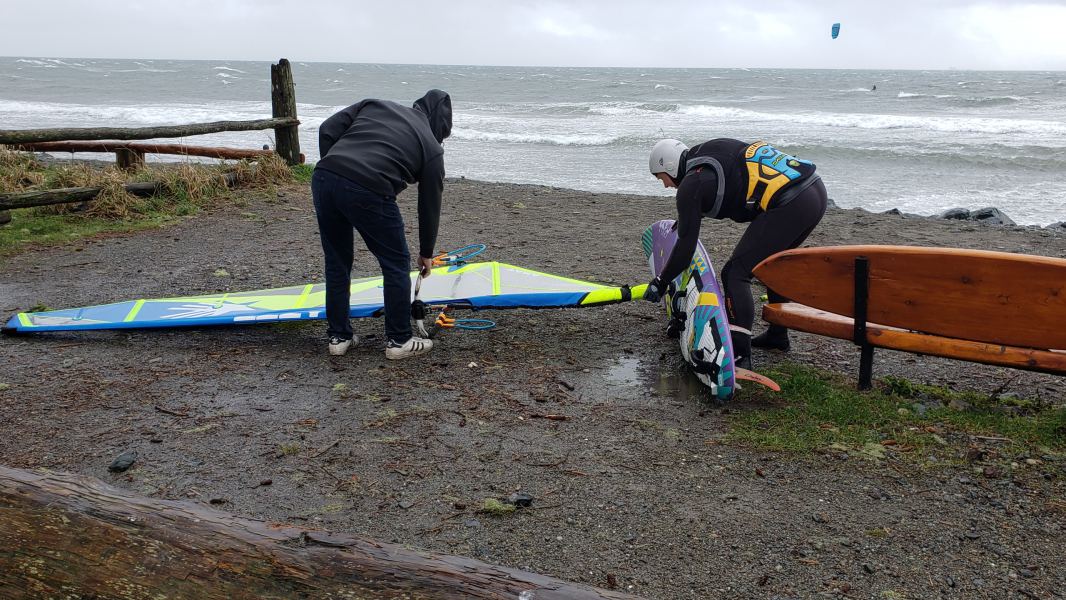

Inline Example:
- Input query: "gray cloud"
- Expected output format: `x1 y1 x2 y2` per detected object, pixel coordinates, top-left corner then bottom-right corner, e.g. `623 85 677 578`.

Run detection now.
2 0 1065 70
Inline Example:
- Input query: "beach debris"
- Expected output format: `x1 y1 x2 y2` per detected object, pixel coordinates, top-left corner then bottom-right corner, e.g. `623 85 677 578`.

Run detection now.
504 492 534 508
108 450 138 473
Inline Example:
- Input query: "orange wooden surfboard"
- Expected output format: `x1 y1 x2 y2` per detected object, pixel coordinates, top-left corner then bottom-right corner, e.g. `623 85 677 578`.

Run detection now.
753 245 1066 350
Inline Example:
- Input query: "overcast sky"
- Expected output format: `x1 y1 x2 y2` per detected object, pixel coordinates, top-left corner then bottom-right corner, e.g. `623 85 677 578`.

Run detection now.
4 1 1065 70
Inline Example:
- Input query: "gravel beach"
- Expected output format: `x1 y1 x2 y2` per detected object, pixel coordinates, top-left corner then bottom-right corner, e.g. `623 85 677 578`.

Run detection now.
1 176 1064 599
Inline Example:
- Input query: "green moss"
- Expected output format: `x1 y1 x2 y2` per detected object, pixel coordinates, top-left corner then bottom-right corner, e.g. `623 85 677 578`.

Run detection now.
478 498 516 515
726 363 1065 460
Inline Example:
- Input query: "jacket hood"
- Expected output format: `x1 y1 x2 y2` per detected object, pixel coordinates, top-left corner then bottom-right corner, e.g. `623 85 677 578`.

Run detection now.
413 89 452 143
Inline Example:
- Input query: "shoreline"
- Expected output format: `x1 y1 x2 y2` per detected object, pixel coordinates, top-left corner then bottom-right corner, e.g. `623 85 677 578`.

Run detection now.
23 151 1066 231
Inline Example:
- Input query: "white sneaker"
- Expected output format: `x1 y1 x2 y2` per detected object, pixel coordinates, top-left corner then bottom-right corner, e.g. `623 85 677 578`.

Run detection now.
385 336 433 360
328 336 355 356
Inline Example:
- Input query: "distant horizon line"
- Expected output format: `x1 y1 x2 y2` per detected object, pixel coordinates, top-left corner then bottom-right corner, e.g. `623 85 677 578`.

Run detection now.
3 55 1064 74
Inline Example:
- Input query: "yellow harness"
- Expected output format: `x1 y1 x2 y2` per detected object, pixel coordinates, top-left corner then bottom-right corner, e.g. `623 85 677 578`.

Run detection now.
743 141 812 211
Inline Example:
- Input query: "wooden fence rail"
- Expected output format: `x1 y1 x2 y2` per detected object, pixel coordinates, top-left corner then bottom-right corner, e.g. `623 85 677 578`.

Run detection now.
0 58 301 166
13 141 276 167
0 117 297 146
0 171 244 211
0 59 302 224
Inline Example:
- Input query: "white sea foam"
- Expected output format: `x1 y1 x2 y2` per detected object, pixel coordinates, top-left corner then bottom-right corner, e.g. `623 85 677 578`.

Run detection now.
450 128 620 146
0 98 271 126
213 66 246 73
676 103 1066 136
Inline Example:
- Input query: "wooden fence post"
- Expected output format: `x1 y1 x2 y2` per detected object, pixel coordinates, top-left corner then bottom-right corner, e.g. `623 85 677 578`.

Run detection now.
115 147 145 170
270 59 301 165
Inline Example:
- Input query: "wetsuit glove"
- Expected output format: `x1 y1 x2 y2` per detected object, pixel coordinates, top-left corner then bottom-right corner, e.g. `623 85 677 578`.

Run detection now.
643 278 664 303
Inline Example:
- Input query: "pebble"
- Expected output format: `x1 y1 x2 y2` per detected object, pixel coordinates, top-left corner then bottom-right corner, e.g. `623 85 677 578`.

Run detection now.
505 492 534 508
108 450 137 473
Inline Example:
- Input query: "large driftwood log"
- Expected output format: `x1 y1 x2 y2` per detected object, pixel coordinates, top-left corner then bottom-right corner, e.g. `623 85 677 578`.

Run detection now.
13 141 276 161
0 466 642 599
0 118 299 145
0 172 242 211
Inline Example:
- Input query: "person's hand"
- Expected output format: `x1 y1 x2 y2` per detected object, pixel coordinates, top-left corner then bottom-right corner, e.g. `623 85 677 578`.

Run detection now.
419 256 434 277
643 278 664 303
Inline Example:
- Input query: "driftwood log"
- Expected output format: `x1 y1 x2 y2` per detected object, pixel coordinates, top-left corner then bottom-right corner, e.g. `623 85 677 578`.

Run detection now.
0 117 299 145
0 466 642 599
0 172 242 211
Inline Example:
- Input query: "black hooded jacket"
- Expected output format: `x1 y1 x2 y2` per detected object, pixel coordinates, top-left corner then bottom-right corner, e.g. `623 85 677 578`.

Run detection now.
315 89 452 258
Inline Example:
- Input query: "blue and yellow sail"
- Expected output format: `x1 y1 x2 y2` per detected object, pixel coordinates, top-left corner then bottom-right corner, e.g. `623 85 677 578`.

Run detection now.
3 262 646 333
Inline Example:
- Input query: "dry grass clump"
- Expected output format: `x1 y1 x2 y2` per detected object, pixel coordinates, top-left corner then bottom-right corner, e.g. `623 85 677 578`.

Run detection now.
0 149 302 221
0 148 45 191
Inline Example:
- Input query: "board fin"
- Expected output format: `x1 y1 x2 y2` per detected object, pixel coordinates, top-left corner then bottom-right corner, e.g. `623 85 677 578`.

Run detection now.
734 368 781 392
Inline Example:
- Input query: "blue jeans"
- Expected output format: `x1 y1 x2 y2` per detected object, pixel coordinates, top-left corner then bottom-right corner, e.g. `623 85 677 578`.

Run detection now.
311 168 412 344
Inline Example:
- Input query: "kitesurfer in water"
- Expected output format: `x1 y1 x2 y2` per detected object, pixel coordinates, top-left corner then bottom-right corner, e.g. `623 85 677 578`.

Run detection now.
643 139 828 369
312 89 452 359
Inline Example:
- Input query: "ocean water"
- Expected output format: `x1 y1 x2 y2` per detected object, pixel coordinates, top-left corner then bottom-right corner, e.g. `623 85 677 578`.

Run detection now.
3 57 1066 225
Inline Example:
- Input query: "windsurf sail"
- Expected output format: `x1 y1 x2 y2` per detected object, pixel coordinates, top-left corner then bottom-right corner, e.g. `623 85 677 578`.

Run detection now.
831 22 840 39
3 262 648 334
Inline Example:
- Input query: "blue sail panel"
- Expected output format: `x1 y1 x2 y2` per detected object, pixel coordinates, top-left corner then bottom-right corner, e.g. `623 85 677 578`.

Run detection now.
3 262 634 333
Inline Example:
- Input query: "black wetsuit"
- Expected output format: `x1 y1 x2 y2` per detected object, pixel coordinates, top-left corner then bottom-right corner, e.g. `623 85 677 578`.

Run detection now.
655 138 828 360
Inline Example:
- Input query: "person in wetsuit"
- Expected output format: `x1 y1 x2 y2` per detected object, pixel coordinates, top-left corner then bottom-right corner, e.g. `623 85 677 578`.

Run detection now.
312 89 452 359
643 138 828 369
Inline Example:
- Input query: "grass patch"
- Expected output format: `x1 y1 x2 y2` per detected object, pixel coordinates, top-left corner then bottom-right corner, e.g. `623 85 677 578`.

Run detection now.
290 163 314 183
727 363 1066 460
0 149 310 257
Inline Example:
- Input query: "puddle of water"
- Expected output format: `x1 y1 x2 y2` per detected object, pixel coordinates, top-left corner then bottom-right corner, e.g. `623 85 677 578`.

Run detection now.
602 354 708 404
605 355 642 387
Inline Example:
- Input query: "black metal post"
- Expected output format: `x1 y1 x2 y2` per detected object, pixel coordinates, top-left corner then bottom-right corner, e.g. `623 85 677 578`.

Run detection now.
853 257 874 390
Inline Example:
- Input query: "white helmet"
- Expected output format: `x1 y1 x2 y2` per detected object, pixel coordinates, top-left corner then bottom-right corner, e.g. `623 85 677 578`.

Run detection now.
649 139 688 179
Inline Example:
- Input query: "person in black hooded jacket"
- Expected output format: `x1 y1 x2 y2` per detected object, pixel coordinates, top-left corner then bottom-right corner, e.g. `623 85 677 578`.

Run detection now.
312 89 452 359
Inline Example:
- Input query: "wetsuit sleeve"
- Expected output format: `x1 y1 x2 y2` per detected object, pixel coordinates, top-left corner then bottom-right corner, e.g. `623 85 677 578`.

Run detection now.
318 101 368 157
416 153 445 259
656 176 704 284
